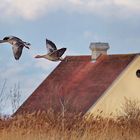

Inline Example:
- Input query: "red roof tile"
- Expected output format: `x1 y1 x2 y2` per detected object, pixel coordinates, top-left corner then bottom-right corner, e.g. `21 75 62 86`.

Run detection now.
15 54 137 115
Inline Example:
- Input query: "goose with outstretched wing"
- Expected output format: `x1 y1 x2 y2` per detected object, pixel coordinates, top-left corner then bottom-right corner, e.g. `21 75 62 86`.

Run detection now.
35 38 66 61
0 36 31 60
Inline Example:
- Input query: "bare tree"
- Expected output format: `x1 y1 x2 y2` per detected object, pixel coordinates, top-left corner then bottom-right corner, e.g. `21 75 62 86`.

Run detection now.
10 82 21 113
58 91 72 140
59 96 65 118
0 80 22 116
0 79 10 116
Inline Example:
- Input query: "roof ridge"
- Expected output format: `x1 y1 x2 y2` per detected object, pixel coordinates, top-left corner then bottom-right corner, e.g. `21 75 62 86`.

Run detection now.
65 53 139 58
108 53 140 56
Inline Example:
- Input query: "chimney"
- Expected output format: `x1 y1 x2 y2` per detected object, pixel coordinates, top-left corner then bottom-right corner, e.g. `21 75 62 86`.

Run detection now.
89 42 110 61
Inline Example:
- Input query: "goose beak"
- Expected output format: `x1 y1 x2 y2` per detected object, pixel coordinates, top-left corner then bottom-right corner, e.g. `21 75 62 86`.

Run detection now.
0 40 7 43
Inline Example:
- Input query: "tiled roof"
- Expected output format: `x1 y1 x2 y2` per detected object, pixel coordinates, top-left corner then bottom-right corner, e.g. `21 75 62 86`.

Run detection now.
15 54 137 115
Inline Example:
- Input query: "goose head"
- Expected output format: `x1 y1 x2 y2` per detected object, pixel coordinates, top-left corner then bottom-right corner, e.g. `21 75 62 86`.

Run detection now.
3 36 10 41
0 36 10 43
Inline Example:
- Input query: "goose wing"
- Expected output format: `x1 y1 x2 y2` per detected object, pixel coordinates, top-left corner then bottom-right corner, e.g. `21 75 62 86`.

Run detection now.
46 39 57 53
12 43 24 60
13 36 31 46
50 48 66 58
12 36 23 41
8 36 23 43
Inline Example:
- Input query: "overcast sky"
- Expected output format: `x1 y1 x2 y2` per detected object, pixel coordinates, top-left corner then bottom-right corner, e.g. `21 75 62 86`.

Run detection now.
0 0 140 114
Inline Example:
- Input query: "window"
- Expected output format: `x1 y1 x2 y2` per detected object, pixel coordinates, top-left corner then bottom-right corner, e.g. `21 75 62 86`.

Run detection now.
136 69 140 78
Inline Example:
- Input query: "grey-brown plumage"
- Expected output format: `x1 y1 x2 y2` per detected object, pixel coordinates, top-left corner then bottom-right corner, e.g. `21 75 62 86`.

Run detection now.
0 36 31 60
35 38 67 61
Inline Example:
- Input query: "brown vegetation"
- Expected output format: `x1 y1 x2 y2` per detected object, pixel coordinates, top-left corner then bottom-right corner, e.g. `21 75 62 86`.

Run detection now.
1 99 140 140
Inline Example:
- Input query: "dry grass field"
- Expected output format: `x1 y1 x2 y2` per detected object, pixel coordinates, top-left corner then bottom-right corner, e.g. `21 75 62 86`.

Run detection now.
0 99 140 140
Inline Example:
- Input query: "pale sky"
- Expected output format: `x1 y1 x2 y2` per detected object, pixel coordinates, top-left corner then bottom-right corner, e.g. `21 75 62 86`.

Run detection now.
0 0 140 114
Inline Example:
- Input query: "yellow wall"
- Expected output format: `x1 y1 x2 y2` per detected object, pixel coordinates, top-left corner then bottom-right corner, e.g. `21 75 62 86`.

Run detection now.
87 55 140 117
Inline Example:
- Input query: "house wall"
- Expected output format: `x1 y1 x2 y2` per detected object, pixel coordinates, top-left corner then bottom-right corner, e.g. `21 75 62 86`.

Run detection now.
87 55 140 117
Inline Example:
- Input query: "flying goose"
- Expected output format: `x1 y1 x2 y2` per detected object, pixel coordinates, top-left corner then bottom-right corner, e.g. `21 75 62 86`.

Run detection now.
0 36 31 60
35 38 67 61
